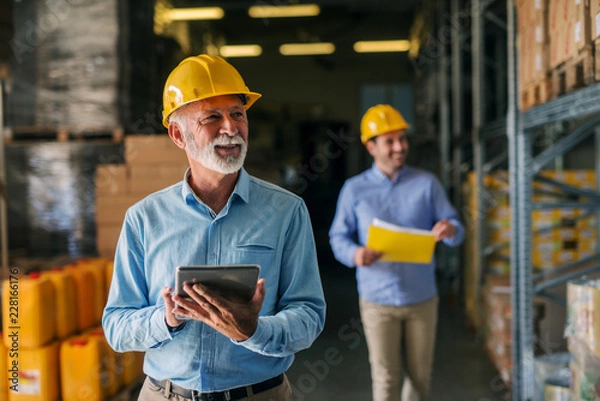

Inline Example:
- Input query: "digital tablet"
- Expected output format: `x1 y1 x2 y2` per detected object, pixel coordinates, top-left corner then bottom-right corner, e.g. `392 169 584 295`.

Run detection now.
175 264 261 303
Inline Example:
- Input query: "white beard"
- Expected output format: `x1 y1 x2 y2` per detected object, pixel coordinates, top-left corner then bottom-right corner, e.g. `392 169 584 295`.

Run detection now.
184 130 247 175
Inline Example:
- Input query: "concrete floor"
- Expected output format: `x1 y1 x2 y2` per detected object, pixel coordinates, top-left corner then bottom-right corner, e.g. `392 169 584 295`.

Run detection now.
287 262 509 401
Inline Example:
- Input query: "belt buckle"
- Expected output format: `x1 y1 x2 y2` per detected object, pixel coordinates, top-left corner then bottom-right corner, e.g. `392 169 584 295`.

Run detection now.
191 390 200 401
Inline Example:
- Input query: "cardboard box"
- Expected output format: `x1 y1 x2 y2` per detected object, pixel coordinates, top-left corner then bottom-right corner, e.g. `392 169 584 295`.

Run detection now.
517 0 536 33
483 274 513 384
566 280 600 357
96 224 122 256
518 25 536 87
591 0 600 39
579 228 598 240
579 239 599 252
124 135 188 165
489 227 511 244
129 177 183 196
571 0 591 51
128 165 186 181
96 195 142 225
578 215 598 229
96 165 128 196
128 165 187 195
549 0 571 67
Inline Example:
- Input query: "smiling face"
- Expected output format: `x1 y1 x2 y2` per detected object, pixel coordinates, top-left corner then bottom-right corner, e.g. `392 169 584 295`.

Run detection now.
365 129 409 178
173 95 249 175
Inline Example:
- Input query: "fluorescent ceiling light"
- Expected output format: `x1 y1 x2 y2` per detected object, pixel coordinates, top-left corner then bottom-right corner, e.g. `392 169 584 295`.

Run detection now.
279 43 335 56
166 7 224 21
249 4 320 18
220 45 263 58
353 40 411 53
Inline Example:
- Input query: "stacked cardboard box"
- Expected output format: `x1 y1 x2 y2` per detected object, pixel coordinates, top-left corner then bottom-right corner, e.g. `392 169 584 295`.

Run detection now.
565 279 600 400
463 169 597 337
518 0 554 109
95 135 189 257
483 274 550 387
533 170 598 269
483 275 513 385
464 170 597 273
463 171 511 329
519 0 600 108
517 0 550 108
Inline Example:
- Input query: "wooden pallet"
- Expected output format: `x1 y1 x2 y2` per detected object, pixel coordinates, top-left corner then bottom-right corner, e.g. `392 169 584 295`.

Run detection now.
551 44 595 98
519 77 553 110
3 126 124 143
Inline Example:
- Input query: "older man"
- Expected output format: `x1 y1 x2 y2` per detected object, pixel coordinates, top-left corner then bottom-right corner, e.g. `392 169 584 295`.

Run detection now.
103 55 326 401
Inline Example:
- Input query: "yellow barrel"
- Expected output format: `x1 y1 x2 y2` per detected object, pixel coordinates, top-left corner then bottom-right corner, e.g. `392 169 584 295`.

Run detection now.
0 333 7 401
121 352 144 386
64 265 96 332
2 273 56 349
8 341 59 401
76 259 107 324
86 327 121 396
41 269 77 339
60 335 105 401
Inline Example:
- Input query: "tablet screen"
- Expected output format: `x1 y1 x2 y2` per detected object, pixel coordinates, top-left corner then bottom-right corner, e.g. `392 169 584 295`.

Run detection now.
175 264 260 303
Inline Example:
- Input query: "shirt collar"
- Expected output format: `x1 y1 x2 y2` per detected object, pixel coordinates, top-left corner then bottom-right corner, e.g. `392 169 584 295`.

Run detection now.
369 163 409 183
181 167 251 205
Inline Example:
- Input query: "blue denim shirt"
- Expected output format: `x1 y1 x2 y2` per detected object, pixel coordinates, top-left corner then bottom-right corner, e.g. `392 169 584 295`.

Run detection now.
329 164 464 306
102 168 326 392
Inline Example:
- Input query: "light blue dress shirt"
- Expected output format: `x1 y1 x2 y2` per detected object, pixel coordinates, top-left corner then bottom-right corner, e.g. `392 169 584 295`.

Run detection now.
329 164 464 306
102 168 326 392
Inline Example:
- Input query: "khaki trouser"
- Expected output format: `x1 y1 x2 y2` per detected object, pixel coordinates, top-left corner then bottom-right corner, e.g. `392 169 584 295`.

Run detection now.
359 296 439 401
138 375 293 401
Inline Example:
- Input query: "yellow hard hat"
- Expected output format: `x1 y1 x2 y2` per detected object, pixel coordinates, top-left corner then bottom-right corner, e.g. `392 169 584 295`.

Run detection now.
162 54 262 127
360 104 411 144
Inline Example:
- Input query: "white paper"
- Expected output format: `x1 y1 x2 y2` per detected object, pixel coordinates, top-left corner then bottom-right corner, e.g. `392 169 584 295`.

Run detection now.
371 218 434 236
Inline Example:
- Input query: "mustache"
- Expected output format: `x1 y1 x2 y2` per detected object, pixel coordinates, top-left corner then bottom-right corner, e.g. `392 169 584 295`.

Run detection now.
213 135 245 146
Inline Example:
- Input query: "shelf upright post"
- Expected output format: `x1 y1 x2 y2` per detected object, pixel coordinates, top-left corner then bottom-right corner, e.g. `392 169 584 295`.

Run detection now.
507 0 534 399
451 0 463 206
472 0 487 325
451 0 464 299
437 0 456 289
439 0 451 191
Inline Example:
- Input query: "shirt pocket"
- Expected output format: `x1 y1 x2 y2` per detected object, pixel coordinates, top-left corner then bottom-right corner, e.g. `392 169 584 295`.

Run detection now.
233 241 278 315
233 241 276 271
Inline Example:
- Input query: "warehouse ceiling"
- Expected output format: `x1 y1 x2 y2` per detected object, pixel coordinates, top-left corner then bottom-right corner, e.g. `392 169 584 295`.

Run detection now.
157 0 420 59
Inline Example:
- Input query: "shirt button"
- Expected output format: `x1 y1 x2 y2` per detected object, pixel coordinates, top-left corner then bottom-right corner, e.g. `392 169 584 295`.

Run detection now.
211 253 216 259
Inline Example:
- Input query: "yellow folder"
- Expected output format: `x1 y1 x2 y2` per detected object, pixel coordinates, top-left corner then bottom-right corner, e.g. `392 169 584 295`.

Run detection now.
366 218 436 264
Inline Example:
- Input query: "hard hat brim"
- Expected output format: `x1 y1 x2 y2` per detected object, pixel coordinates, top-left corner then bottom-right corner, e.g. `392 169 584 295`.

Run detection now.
162 91 262 128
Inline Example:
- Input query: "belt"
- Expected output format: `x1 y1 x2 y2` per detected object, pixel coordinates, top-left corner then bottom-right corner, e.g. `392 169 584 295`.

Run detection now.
149 374 284 401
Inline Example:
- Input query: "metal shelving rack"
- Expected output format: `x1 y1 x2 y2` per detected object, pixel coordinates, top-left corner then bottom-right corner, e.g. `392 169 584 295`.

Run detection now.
506 0 600 398
431 0 600 399
433 0 507 308
465 0 510 327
